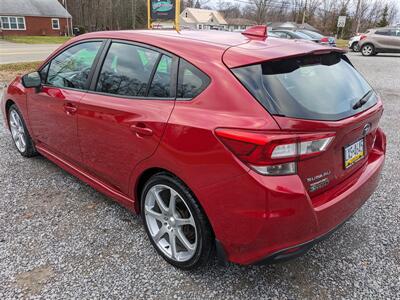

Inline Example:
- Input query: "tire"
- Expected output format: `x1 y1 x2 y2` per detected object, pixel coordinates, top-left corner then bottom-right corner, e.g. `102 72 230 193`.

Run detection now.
352 42 360 52
8 104 37 157
141 172 213 270
361 44 375 56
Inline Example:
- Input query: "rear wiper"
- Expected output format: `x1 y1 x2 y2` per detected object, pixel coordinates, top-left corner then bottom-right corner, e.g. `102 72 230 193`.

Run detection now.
353 90 373 110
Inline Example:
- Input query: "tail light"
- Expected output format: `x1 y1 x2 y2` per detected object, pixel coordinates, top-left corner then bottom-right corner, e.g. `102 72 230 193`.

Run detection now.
320 37 329 43
360 35 367 40
215 129 335 176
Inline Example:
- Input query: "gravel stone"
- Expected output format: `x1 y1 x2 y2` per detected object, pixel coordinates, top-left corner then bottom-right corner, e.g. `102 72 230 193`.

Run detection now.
0 52 399 299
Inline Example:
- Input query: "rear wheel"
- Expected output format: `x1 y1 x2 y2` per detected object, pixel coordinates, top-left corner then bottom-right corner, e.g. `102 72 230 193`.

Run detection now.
141 173 213 269
351 42 360 52
361 44 375 56
8 104 37 157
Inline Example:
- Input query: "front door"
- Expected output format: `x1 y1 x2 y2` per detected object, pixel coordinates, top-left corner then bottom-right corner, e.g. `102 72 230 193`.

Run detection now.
77 42 177 194
27 41 103 163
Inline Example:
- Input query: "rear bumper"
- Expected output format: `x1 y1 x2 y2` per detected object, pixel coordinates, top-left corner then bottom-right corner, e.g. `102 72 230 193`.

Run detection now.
199 128 386 265
254 207 354 265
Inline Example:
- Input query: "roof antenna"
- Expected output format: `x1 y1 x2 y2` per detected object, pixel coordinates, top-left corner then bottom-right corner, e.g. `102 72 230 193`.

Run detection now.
242 25 268 40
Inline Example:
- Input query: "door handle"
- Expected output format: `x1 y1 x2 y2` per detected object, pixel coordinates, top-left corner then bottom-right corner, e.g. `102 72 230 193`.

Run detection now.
130 124 153 136
64 103 77 115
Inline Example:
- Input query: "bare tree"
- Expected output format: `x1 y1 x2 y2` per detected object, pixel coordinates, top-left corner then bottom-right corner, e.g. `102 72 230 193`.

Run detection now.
64 0 398 37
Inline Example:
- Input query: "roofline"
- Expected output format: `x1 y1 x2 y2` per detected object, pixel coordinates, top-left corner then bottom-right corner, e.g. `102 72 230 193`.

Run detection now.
0 13 72 18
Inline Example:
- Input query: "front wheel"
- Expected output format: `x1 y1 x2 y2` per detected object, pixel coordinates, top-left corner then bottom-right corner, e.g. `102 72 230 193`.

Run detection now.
141 173 214 270
361 44 375 56
8 104 37 157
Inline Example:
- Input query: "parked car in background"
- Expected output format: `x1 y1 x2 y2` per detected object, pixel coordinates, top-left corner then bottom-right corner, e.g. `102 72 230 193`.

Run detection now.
348 34 362 51
271 29 316 41
358 27 400 56
2 26 386 270
267 31 280 38
298 29 336 47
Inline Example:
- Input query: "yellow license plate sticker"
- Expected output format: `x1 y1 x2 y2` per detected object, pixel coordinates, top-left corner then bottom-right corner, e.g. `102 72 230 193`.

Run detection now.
344 139 365 169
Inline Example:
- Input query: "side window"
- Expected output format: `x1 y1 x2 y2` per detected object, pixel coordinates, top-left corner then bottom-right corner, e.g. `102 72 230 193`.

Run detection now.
96 43 159 97
375 29 389 36
47 41 102 90
276 32 289 39
390 29 400 37
177 59 210 99
39 64 49 83
148 55 173 98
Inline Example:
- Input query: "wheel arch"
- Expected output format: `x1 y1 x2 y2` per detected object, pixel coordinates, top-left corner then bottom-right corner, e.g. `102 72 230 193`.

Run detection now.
134 167 216 237
361 43 375 54
134 167 167 213
4 99 16 125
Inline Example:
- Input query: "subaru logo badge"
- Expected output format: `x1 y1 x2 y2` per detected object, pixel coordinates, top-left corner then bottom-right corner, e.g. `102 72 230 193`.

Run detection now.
363 123 371 136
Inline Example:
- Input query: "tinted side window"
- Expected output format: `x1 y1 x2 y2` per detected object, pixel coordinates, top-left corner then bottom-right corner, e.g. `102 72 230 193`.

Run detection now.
376 29 389 36
47 42 101 90
390 29 400 37
96 43 159 97
274 31 289 39
148 55 173 98
177 60 210 99
39 64 49 83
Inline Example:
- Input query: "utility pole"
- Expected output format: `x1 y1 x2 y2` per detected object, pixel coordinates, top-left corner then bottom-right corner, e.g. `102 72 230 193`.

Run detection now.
301 0 308 26
355 0 363 34
63 0 70 36
132 0 137 29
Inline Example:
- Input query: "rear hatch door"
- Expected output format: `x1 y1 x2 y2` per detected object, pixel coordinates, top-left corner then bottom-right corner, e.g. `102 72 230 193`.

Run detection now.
226 43 383 196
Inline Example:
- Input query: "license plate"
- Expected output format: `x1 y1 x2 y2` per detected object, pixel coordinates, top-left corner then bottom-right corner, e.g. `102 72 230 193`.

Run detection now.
344 139 365 169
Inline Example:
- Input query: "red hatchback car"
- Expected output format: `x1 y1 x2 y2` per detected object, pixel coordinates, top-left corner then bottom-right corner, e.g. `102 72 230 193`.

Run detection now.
2 27 386 269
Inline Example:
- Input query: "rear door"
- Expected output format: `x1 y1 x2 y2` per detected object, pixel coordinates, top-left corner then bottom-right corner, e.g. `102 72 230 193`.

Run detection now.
373 28 393 50
388 28 400 51
27 41 103 163
77 41 177 194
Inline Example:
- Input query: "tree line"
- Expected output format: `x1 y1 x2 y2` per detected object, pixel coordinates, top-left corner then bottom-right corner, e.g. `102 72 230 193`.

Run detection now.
65 0 398 37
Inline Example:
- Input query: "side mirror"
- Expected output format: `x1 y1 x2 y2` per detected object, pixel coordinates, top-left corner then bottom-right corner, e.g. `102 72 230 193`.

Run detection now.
22 71 42 88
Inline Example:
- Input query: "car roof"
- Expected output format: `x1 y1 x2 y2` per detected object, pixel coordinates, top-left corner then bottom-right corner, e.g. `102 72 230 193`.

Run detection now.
61 30 345 69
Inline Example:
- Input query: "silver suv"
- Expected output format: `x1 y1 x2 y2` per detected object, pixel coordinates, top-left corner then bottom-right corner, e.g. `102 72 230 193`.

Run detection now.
358 27 400 56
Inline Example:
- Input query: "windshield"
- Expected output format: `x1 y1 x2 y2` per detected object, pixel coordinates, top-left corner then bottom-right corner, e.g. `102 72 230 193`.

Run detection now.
232 53 377 121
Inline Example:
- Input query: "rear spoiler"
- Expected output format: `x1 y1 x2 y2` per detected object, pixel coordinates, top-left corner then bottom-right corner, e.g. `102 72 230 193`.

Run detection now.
223 39 347 69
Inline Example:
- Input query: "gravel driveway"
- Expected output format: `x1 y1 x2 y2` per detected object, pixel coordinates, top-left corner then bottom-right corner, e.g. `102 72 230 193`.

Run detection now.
0 52 399 299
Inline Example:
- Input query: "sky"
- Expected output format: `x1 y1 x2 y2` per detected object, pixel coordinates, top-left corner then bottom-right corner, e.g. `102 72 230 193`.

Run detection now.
206 0 400 24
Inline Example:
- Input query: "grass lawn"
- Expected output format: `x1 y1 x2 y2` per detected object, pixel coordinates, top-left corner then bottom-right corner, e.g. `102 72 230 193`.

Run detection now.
3 35 71 44
0 61 41 84
336 39 349 49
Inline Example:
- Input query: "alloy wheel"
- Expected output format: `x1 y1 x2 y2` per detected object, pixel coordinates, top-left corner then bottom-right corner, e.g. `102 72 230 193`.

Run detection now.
9 110 27 153
362 45 373 56
144 184 198 262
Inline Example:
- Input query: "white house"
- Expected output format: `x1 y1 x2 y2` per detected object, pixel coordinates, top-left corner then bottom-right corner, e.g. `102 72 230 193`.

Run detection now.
226 18 257 32
180 8 227 30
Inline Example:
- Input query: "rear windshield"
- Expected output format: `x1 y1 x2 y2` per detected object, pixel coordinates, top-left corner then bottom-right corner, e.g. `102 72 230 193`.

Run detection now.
232 53 377 121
